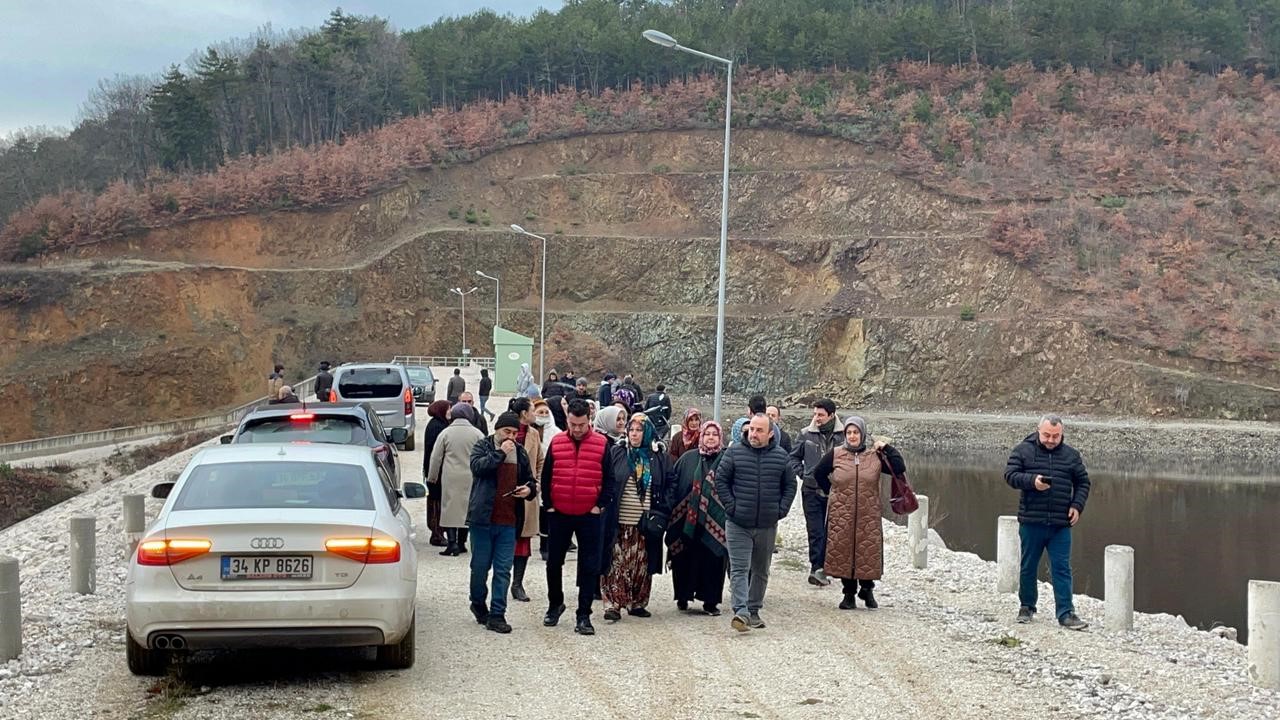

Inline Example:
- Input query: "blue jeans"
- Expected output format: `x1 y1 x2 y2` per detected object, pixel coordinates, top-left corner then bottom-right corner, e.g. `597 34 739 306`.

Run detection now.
469 523 517 618
1019 523 1074 620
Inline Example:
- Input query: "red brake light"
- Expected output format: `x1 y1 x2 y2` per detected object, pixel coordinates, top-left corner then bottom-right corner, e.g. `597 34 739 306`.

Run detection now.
289 413 315 421
137 538 212 566
325 537 400 564
403 388 413 415
328 389 337 402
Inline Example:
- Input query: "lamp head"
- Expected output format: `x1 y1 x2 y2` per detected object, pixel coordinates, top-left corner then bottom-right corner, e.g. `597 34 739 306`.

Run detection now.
643 30 678 48
510 224 525 234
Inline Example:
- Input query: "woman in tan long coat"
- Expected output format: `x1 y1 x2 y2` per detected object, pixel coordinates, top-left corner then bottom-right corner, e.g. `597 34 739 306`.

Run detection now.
428 403 485 556
507 397 542 601
813 416 906 610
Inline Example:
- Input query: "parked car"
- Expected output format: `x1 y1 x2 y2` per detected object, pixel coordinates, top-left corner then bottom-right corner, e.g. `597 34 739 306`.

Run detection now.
125 444 425 675
403 366 437 406
222 402 406 487
327 364 417 451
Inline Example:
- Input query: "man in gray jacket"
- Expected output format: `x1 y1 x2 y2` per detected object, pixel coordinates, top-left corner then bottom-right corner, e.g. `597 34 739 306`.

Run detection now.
447 368 466 404
789 398 841 587
715 414 798 632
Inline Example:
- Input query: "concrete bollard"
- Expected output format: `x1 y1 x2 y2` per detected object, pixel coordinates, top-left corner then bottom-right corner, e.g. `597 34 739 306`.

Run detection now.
123 494 146 554
907 495 929 569
996 515 1021 593
1248 580 1280 689
69 516 96 595
1104 545 1135 631
0 557 20 662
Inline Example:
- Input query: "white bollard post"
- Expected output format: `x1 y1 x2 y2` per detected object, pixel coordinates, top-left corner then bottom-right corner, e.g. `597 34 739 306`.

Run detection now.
1248 580 1280 689
1104 545 1135 631
122 494 146 555
69 516 96 595
907 495 929 569
0 556 20 662
996 516 1021 593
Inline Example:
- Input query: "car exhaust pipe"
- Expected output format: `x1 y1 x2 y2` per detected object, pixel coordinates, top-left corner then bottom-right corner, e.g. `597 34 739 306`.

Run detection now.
169 635 186 650
153 635 170 649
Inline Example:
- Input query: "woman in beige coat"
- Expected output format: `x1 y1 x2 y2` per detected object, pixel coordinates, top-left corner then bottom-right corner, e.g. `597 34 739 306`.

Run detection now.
507 397 542 601
428 403 485 556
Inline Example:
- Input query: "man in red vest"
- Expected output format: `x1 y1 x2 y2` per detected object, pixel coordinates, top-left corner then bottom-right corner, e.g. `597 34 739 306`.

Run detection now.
541 398 617 636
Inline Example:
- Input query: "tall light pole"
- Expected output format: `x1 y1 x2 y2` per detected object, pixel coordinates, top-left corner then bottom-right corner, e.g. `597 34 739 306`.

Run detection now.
449 286 478 358
510 224 547 381
643 29 733 424
475 270 500 327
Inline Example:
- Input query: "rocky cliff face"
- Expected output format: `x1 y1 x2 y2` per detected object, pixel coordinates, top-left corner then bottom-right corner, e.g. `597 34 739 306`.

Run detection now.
1 129 1276 441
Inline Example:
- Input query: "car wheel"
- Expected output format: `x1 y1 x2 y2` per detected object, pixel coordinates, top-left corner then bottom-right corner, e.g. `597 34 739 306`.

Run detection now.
402 433 415 452
375 613 415 670
126 633 168 676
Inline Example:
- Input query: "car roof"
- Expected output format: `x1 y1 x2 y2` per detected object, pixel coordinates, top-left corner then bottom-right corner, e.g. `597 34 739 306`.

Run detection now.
191 444 377 466
240 403 374 420
336 363 404 372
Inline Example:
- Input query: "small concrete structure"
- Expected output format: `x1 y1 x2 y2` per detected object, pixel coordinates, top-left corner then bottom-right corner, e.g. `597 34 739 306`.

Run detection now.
996 515 1020 593
1248 579 1280 689
0 557 20 661
907 495 928 569
123 494 146 555
69 516 96 595
1104 545 1135 631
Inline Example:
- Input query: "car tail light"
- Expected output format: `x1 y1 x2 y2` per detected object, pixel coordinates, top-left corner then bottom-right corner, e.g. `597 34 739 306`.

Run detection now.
403 388 413 415
325 537 401 564
137 538 213 566
290 413 315 421
328 389 337 402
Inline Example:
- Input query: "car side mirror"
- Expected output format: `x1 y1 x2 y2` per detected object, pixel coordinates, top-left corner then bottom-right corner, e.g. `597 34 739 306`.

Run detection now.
389 428 408 444
402 482 427 499
151 482 175 499
219 434 233 445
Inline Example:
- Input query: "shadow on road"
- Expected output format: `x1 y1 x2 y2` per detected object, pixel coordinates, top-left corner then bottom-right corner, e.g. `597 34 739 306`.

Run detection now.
165 648 380 687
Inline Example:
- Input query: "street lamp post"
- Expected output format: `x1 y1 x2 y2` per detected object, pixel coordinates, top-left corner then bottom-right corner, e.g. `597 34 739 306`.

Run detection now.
509 224 547 381
449 286 478 359
643 29 732 424
475 270 501 327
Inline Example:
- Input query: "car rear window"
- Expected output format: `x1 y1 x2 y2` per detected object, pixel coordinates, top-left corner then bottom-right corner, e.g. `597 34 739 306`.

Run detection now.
337 368 405 399
173 461 376 511
238 416 368 445
406 367 433 384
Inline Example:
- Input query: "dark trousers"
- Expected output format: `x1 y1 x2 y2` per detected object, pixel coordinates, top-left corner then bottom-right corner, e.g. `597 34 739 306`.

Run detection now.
801 486 828 571
670 538 727 606
1019 523 1075 620
545 512 603 618
840 578 875 594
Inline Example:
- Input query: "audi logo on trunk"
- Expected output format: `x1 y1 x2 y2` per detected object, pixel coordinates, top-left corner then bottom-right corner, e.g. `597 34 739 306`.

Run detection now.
250 537 285 549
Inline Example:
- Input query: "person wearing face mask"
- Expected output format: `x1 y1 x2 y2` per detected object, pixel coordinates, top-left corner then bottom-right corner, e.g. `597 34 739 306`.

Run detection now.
667 421 729 615
600 414 673 622
508 397 542 602
812 416 903 610
532 398 562 562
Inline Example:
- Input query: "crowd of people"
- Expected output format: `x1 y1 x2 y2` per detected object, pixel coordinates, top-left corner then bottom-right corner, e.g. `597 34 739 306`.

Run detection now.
274 362 1093 637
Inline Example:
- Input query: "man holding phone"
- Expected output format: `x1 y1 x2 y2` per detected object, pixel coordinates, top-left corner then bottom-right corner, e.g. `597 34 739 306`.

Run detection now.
1005 414 1091 630
468 412 537 634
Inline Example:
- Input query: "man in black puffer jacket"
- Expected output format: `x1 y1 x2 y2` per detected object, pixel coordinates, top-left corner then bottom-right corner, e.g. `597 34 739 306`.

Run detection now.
1005 414 1091 631
715 414 798 632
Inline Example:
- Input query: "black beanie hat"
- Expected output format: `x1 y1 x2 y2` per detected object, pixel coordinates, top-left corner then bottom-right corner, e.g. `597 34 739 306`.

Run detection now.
495 411 521 431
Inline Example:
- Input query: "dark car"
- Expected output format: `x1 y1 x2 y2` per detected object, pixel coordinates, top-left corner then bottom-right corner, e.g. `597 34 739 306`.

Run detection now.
220 402 406 486
404 366 437 406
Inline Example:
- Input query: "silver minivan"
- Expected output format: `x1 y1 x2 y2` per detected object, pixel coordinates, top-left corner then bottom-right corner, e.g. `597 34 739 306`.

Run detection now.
329 364 417 450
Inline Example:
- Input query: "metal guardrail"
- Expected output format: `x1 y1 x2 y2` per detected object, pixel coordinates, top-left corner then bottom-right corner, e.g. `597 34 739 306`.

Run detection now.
391 355 496 370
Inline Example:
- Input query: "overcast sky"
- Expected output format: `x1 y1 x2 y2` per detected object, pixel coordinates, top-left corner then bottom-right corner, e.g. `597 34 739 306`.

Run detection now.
1 0 556 136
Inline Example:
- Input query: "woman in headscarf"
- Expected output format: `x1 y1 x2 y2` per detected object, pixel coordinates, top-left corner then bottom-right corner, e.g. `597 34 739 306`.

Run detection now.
427 402 485 556
507 397 542 602
421 399 452 547
666 421 728 615
812 416 905 610
593 404 627 443
600 414 673 622
531 397 563 562
514 363 533 397
667 408 702 460
611 386 638 414
729 416 749 446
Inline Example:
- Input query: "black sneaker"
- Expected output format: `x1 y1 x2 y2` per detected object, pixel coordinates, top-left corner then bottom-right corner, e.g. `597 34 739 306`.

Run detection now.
486 616 512 634
1059 613 1089 631
469 601 489 625
677 600 689 612
628 608 651 618
574 616 595 635
747 613 766 629
543 603 566 627
857 587 878 609
1017 606 1034 624
702 603 721 616
603 608 621 622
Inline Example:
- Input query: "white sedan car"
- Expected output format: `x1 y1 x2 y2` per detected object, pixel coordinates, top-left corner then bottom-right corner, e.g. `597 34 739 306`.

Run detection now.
125 444 424 675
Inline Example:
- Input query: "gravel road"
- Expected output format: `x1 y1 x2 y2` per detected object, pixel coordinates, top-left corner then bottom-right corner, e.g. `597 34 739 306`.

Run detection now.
0 409 1276 720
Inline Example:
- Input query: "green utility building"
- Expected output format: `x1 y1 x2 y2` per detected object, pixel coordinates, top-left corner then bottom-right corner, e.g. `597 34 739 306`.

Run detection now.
492 326 533 393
